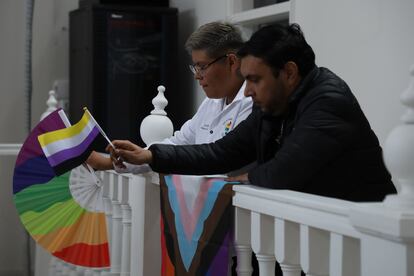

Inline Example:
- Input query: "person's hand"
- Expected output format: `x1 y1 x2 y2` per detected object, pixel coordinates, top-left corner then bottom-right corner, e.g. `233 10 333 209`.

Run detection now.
106 140 153 166
225 173 249 183
86 151 114 171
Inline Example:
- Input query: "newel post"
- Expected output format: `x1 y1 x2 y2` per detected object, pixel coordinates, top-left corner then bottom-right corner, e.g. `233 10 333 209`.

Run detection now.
350 65 414 276
139 85 174 146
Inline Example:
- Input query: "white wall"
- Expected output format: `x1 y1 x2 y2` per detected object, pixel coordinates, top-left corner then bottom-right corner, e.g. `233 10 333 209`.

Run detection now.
292 0 414 144
0 1 77 275
0 0 26 143
0 1 32 275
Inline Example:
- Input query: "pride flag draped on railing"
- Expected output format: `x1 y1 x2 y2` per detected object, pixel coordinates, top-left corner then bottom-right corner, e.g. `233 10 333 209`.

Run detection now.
160 175 236 275
38 110 102 176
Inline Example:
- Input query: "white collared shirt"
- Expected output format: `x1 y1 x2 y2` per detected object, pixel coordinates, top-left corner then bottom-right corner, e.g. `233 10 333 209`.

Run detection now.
162 82 251 145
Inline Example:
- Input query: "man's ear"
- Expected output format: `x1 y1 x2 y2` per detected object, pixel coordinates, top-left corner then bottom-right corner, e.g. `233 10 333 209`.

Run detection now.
228 53 241 70
283 61 300 86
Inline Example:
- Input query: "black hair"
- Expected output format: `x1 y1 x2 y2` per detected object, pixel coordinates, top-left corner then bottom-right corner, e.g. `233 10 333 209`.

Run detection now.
238 23 316 76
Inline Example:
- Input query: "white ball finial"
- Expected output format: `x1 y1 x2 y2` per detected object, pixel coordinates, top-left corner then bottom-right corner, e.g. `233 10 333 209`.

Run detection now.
157 85 165 93
40 90 58 120
140 85 174 146
383 64 414 209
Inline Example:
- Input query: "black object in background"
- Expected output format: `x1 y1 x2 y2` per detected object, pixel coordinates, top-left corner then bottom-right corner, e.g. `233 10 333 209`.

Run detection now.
79 0 169 9
70 5 184 150
253 0 288 8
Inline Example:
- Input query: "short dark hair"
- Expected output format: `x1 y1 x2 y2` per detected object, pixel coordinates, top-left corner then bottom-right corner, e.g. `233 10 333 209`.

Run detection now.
185 21 244 58
238 23 315 76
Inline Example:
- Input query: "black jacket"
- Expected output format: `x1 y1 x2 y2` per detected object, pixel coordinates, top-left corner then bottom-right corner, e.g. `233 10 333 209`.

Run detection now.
150 67 396 202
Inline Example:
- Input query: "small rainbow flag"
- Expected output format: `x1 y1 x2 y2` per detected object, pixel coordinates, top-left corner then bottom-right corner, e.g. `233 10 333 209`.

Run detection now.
37 110 102 176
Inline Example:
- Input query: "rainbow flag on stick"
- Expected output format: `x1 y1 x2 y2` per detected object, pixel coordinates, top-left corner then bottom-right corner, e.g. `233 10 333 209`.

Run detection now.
38 110 103 176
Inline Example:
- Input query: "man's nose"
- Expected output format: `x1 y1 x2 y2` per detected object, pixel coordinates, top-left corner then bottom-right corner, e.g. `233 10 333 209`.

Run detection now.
244 86 253 97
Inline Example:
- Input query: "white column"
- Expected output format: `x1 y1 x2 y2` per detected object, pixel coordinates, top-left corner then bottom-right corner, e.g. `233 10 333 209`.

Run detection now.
129 173 161 276
68 266 81 276
55 261 64 276
102 172 113 247
300 226 329 276
48 257 58 276
102 173 122 276
234 207 253 276
84 269 94 276
62 263 72 275
274 219 301 276
118 175 131 276
251 212 276 276
329 234 360 276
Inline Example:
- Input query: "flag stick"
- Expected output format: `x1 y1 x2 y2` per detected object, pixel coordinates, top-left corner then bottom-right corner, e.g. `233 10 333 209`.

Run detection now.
83 107 116 150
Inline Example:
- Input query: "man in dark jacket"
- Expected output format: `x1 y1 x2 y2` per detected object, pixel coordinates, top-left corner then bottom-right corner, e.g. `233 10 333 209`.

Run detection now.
110 23 396 202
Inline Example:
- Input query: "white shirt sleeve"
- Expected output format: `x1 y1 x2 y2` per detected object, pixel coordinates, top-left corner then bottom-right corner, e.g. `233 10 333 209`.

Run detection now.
159 119 196 145
159 98 209 145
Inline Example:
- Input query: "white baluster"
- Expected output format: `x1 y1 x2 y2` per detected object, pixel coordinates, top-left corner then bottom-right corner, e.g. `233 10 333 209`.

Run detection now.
139 85 174 146
40 90 58 120
48 257 58 276
118 175 132 276
55 261 64 276
350 65 414 276
234 207 253 276
274 219 301 276
329 234 360 276
102 172 113 248
102 172 122 276
76 266 86 276
84 269 94 276
68 265 81 276
251 212 276 275
129 174 161 276
62 263 71 275
300 226 329 276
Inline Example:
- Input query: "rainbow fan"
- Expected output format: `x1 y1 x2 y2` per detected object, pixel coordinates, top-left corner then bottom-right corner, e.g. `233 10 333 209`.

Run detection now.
13 109 110 268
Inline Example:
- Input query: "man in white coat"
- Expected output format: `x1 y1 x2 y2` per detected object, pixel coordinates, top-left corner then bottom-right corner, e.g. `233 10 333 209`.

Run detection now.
88 21 252 171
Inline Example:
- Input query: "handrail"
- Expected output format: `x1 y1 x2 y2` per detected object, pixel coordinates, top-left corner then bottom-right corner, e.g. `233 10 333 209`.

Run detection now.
0 143 22 156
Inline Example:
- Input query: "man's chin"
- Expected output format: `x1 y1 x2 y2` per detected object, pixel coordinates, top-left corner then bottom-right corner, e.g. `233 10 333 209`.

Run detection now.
261 107 280 116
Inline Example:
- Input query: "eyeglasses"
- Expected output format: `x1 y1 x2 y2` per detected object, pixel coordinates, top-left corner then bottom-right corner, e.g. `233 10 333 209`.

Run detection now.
189 54 228 76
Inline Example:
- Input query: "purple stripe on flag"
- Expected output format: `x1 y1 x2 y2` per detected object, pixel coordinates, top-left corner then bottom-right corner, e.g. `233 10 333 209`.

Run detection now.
206 231 232 276
46 127 100 167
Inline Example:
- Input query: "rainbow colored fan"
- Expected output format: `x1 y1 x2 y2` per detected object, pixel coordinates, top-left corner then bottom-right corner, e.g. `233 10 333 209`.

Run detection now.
12 109 110 268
